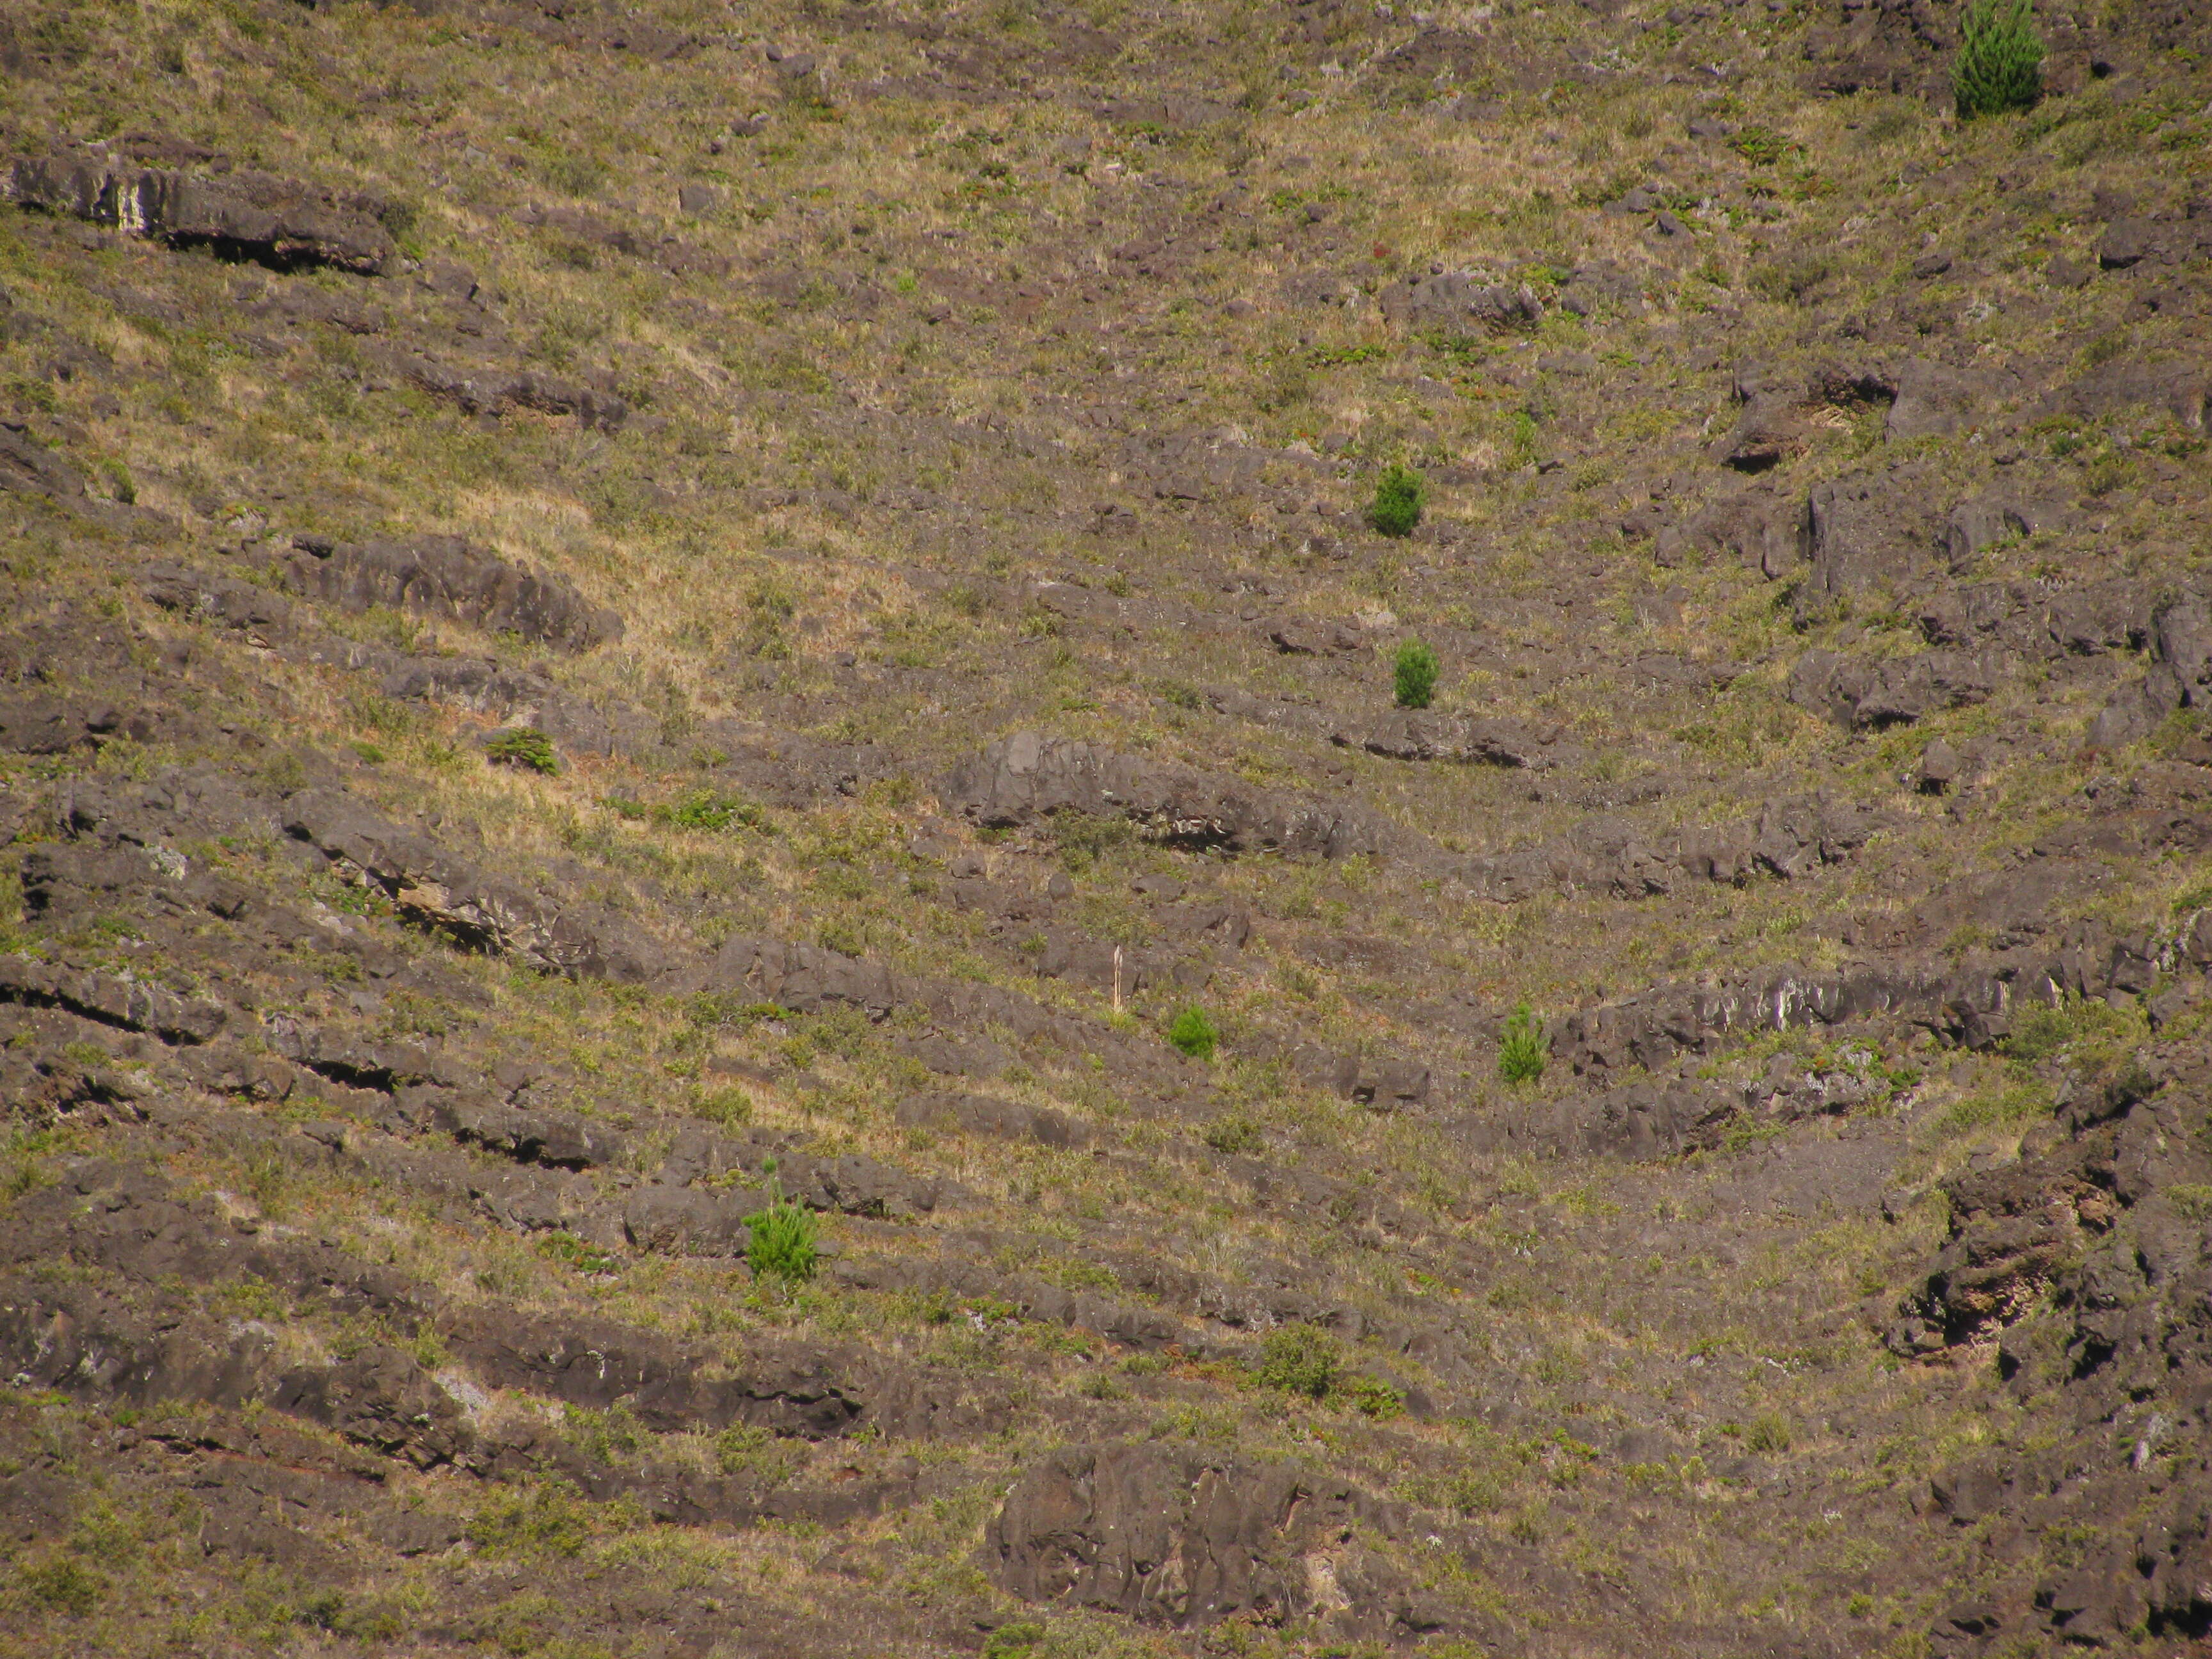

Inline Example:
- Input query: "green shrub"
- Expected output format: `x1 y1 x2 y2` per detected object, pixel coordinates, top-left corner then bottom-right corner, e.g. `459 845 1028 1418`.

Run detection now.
1343 1375 1406 1418
466 1483 592 1558
1499 1002 1548 1084
1053 809 1136 868
1729 125 1790 167
1167 1005 1219 1061
713 1423 798 1484
538 1230 618 1275
21 1557 104 1615
2003 994 2141 1069
1370 463 1426 537
984 1624 1047 1659
2168 1184 2212 1221
656 789 771 833
1252 1324 1340 1399
564 1404 645 1465
747 1194 820 1283
485 726 559 774
693 1084 753 1127
1953 0 2041 119
1393 637 1440 710
1202 1114 1264 1155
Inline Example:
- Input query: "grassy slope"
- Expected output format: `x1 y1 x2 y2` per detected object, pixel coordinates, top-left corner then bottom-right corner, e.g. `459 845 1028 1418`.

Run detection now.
0 0 2208 1655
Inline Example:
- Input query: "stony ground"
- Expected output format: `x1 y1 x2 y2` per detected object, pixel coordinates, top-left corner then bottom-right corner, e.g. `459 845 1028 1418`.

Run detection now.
0 1 2208 1655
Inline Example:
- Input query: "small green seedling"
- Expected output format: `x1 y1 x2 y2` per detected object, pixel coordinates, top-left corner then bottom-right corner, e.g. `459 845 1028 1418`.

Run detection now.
1500 1001 1548 1084
1394 638 1439 710
1167 1005 1219 1061
1953 0 2042 119
1370 463 1426 537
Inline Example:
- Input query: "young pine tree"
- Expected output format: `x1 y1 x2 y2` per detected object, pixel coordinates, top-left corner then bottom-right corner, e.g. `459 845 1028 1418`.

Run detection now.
1953 0 2042 120
1393 639 1440 710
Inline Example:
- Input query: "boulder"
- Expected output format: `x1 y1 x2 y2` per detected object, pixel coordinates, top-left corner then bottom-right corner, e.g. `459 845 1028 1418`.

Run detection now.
991 1443 1368 1628
2097 216 2165 269
280 534 621 652
139 561 300 645
1377 271 1542 335
0 419 83 498
1462 1077 1736 1160
2087 669 2183 750
396 355 629 431
2046 358 2210 433
895 1093 1087 1148
1786 650 1991 728
1 152 396 274
943 732 1390 860
1655 490 1798 575
1343 712 1562 769
708 934 904 1018
1035 931 1197 997
1884 357 1986 441
1711 364 1807 471
1748 794 1890 875
2086 590 2212 748
442 1308 863 1438
276 1345 474 1469
282 790 662 981
1295 1050 1432 1109
1918 737 1961 793
623 1184 762 1254
1555 260 1644 316
1267 619 1365 655
0 695 148 754
424 1093 623 1169
2156 592 2212 695
0 952 226 1044
1797 470 1941 612
2045 580 2153 657
1941 496 2032 568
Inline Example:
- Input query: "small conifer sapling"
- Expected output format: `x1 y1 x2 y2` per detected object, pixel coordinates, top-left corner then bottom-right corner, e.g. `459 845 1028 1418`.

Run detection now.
1499 1001 1548 1084
1953 0 2042 119
1394 638 1440 710
1370 463 1426 537
1167 1005 1219 1061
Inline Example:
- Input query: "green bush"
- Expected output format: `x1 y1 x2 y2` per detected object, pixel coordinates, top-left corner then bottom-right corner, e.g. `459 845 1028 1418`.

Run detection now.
1729 125 1790 167
1343 1375 1406 1419
564 1403 646 1465
983 1624 1046 1659
1251 1324 1340 1399
1953 0 2041 119
2003 993 2142 1069
713 1423 798 1484
1053 809 1136 868
656 789 771 833
1167 1005 1219 1061
1393 638 1440 710
747 1194 820 1283
1202 1114 1264 1155
466 1483 593 1558
1370 463 1426 537
485 726 559 774
2168 1184 2212 1222
1745 1411 1792 1455
538 1230 618 1275
1499 1001 1548 1084
21 1557 104 1615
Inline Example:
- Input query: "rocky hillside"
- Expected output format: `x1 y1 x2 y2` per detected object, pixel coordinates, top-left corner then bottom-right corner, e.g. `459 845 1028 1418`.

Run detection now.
0 1 2209 1654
